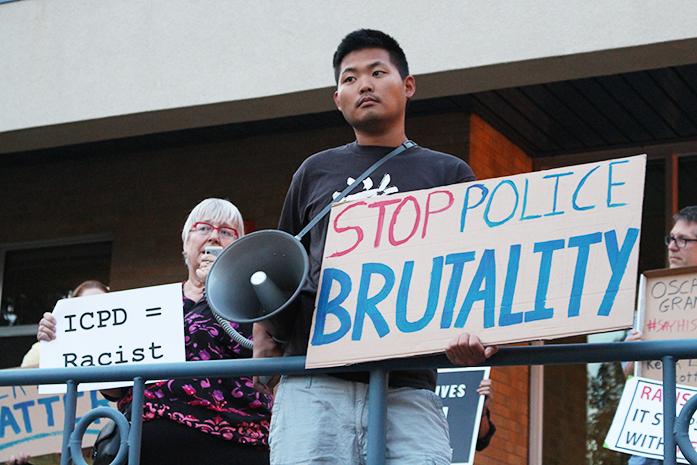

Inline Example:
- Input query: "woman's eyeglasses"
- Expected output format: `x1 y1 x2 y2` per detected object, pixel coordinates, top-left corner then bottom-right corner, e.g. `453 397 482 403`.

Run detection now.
190 222 239 240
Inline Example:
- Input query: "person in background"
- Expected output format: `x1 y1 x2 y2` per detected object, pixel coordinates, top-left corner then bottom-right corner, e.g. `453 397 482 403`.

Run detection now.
623 205 697 465
5 280 109 465
37 198 272 465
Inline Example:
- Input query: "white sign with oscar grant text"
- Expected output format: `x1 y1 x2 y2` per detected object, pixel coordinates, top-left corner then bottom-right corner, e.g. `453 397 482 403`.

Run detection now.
306 155 645 368
437 367 489 465
637 266 697 387
605 376 697 463
0 385 109 461
39 283 185 393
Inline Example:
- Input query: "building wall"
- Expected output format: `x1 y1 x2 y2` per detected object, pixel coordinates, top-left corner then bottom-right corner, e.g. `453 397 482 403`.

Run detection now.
542 338 588 465
0 111 468 291
3 1 697 152
467 114 532 465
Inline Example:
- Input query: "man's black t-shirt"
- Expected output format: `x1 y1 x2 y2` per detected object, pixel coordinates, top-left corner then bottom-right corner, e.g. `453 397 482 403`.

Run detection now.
278 141 476 390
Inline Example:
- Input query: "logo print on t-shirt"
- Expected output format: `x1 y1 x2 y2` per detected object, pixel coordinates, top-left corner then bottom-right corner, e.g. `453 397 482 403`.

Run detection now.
332 174 398 203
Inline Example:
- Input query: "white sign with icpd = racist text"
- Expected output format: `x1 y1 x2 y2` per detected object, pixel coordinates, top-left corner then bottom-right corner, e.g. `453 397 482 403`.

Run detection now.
40 283 185 393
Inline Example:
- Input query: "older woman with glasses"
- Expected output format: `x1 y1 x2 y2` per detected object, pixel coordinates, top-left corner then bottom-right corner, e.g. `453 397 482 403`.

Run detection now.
39 198 272 465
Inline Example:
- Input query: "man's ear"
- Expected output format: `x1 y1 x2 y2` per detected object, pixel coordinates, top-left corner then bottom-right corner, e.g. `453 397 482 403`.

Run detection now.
333 90 342 111
404 75 416 99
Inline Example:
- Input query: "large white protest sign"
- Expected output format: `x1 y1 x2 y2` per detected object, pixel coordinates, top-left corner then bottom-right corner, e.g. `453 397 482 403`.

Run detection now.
0 385 108 461
40 283 185 393
437 367 489 465
307 156 645 368
637 267 697 387
605 376 697 463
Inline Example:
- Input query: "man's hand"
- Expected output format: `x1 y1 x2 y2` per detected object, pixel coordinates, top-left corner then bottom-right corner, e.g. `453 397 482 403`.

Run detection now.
624 329 642 342
445 333 498 366
7 453 31 464
252 323 283 395
37 313 57 341
623 329 642 377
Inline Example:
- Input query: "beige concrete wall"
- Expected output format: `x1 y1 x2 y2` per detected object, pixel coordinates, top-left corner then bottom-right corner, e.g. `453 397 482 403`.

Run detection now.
2 0 697 152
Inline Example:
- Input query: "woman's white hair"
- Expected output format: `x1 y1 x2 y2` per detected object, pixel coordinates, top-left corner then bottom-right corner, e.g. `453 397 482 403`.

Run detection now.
181 198 245 245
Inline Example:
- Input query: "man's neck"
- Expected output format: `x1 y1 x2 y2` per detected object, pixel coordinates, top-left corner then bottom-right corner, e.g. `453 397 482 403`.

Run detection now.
354 126 407 147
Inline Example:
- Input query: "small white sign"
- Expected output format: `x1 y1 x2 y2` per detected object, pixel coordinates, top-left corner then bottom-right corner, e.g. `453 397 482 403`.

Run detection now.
39 283 185 393
605 376 697 463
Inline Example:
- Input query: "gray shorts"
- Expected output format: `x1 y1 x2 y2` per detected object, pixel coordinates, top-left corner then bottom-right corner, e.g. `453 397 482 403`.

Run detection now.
269 374 451 465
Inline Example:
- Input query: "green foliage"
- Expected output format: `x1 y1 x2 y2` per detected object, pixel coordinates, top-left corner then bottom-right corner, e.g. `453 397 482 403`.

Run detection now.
587 359 628 465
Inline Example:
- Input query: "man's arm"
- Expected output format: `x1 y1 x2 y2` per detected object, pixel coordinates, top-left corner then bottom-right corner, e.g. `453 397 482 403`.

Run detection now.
252 167 306 393
623 329 642 377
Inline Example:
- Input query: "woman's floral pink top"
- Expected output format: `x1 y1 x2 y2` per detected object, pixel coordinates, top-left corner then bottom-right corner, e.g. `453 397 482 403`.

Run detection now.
118 291 272 446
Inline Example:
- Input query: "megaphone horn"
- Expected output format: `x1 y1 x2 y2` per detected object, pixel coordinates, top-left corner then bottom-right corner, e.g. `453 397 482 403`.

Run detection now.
206 229 309 344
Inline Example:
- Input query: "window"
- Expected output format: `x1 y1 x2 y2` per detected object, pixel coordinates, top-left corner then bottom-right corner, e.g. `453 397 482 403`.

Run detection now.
678 154 697 211
0 240 111 368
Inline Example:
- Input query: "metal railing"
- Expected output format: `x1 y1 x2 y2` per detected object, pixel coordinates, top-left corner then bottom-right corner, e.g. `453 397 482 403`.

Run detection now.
2 339 697 465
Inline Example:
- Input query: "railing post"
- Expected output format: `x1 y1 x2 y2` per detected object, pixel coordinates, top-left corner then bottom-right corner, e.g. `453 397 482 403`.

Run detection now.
60 380 78 465
663 356 677 465
366 369 388 465
128 377 145 465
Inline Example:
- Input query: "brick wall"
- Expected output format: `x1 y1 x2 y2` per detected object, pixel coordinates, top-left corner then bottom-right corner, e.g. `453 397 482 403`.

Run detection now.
467 113 532 465
542 337 588 465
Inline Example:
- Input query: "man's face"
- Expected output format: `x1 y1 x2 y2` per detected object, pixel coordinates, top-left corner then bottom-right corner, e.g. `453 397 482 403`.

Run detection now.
333 48 415 134
667 219 697 268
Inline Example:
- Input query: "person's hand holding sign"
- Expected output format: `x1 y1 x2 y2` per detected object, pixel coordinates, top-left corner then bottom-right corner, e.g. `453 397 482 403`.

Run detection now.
37 312 57 342
195 246 221 282
445 333 498 366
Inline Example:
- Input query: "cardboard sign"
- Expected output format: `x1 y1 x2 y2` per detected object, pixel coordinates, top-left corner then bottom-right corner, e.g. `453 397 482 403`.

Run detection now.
437 367 489 465
307 156 645 368
637 267 697 387
0 385 109 461
605 376 696 463
40 283 185 393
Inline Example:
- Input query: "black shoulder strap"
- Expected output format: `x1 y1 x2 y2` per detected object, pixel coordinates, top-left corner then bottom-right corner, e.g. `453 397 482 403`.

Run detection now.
295 140 416 240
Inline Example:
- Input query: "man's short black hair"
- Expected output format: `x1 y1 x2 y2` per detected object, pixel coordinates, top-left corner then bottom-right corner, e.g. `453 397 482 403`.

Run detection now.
333 29 409 83
674 206 697 224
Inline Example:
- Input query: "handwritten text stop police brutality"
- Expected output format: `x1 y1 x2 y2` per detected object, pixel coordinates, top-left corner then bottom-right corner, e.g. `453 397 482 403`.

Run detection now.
306 156 645 368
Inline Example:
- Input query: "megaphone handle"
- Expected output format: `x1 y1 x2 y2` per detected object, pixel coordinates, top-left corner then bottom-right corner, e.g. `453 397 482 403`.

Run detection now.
295 140 417 241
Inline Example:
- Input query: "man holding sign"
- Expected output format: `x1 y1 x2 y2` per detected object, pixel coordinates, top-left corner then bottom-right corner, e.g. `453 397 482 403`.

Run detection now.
622 205 697 465
254 29 496 465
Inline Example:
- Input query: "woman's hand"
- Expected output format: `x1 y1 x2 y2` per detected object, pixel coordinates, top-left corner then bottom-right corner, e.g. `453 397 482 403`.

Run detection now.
195 253 217 282
37 313 57 342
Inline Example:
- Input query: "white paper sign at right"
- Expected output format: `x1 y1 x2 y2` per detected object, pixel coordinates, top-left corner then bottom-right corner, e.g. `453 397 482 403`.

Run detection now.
605 376 697 463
